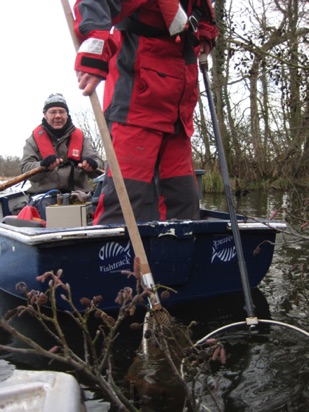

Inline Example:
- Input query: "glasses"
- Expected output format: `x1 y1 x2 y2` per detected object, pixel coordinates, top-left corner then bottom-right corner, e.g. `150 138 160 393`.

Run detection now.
47 109 68 116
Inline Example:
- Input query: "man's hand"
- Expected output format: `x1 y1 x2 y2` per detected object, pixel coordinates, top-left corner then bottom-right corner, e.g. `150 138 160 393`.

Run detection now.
40 155 63 171
78 157 98 172
199 40 212 56
76 71 102 96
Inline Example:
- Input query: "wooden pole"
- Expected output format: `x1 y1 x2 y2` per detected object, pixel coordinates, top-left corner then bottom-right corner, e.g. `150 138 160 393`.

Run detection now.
60 0 161 309
0 166 45 192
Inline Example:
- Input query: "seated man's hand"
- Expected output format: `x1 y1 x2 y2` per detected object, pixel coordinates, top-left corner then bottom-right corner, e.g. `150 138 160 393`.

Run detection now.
78 156 98 172
40 155 63 171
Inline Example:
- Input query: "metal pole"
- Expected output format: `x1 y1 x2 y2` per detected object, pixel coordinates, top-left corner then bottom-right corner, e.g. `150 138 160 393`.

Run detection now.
200 55 257 325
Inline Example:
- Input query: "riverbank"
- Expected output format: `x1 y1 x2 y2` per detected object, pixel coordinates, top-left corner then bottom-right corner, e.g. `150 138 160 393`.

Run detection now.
202 170 309 193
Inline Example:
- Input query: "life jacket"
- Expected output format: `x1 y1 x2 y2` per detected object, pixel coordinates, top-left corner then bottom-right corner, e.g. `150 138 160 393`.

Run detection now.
32 125 84 161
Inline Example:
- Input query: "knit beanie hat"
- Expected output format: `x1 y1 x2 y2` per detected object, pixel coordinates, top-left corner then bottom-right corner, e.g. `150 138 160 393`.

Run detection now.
43 93 69 113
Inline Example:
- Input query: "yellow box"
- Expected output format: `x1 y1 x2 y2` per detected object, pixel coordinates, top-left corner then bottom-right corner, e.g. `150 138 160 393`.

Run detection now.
46 203 93 228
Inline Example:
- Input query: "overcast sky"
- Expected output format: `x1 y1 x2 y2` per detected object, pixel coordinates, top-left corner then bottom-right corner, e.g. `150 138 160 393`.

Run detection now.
1 0 98 158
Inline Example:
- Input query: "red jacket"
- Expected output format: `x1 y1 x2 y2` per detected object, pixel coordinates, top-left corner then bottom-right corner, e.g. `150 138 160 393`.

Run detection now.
74 0 218 137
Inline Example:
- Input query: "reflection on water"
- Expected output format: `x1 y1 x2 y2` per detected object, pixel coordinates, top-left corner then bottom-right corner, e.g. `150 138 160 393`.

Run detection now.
0 190 308 411
205 330 309 411
202 189 289 218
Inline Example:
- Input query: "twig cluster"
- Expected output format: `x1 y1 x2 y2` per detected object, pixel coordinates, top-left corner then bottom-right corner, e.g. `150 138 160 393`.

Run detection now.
0 262 225 411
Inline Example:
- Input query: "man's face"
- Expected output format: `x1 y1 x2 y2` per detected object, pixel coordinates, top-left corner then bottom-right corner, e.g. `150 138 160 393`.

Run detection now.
44 106 68 129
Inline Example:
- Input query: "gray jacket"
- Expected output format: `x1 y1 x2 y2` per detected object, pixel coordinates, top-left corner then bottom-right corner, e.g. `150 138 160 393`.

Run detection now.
21 123 104 195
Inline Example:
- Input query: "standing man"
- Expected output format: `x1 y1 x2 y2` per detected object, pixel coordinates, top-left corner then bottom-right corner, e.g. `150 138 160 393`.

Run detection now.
21 93 104 196
73 1 218 224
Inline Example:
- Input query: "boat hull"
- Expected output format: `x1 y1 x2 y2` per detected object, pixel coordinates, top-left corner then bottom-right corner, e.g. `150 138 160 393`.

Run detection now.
0 209 286 312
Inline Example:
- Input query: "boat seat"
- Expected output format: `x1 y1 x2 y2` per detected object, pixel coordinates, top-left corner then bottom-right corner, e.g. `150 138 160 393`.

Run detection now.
2 216 45 228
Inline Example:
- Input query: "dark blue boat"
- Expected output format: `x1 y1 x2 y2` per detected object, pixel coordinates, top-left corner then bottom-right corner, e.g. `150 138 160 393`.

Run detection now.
0 207 286 312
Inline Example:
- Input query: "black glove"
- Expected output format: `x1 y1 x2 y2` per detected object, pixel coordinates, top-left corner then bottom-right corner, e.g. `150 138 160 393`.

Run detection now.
81 156 98 170
40 155 58 168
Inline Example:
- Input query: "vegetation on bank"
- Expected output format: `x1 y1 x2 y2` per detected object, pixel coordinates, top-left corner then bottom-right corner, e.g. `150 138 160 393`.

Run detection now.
203 170 309 193
0 156 21 180
193 0 308 186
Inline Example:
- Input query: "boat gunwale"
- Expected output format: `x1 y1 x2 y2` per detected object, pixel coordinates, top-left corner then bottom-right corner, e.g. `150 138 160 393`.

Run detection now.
0 224 126 245
227 221 287 230
0 216 287 246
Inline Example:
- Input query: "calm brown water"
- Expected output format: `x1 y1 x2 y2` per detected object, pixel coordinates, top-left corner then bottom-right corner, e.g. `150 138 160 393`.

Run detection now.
0 189 308 411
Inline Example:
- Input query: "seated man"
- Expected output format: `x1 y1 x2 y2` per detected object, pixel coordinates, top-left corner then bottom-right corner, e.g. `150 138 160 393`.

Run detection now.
20 93 104 218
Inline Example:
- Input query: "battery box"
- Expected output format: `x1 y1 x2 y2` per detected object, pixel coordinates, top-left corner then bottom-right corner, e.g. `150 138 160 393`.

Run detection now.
46 203 93 228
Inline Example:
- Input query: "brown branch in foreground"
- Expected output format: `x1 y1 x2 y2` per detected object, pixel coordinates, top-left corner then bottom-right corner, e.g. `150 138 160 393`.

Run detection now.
0 261 225 411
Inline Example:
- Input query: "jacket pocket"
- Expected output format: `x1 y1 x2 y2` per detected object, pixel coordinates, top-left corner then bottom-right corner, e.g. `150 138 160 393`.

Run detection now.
133 55 185 125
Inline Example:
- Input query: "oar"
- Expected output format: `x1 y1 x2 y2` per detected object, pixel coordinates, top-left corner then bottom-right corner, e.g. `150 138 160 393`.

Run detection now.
0 164 104 193
199 55 258 327
0 166 45 192
60 0 163 311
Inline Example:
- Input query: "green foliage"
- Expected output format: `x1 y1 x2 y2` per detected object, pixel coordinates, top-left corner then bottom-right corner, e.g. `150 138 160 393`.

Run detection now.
203 169 224 193
270 177 292 191
202 173 308 194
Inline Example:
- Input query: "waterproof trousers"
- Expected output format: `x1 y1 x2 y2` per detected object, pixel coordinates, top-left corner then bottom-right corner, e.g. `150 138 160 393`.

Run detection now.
93 122 200 224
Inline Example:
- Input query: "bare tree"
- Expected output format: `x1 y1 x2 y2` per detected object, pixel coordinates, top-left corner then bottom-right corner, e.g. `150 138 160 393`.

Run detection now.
193 0 309 185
